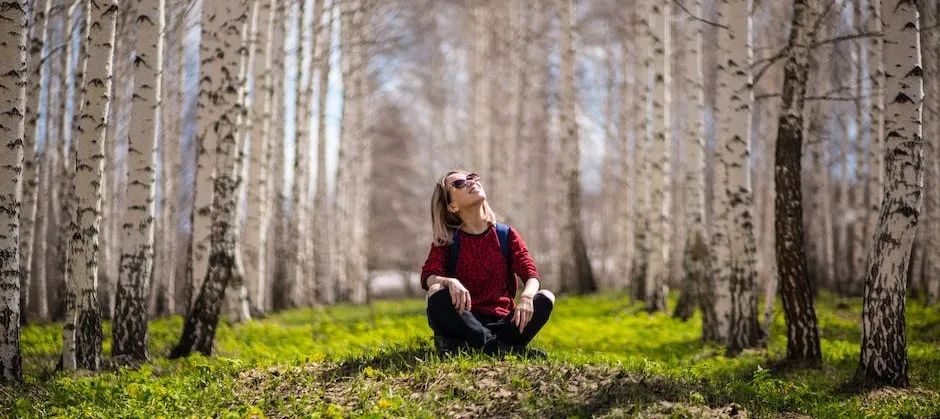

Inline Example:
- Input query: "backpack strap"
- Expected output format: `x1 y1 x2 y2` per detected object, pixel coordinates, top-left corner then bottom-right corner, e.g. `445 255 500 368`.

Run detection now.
495 223 518 296
446 229 461 277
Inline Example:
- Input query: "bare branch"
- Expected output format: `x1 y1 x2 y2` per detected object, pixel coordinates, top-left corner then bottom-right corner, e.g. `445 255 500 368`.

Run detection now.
751 30 883 85
672 0 728 30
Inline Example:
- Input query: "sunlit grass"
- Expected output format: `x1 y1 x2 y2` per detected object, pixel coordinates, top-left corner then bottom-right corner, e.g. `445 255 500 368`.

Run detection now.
2 292 938 417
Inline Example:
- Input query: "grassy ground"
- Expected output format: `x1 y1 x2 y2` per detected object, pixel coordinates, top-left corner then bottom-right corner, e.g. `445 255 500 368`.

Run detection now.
2 292 939 418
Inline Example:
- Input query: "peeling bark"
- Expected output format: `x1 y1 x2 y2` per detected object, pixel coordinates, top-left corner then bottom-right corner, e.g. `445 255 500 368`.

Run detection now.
63 0 119 372
113 0 164 361
857 0 923 388
171 0 251 358
0 0 29 383
774 0 823 368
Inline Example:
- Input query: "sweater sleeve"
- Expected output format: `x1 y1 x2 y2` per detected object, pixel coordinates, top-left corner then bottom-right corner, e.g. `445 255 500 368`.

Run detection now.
508 227 540 285
420 244 448 291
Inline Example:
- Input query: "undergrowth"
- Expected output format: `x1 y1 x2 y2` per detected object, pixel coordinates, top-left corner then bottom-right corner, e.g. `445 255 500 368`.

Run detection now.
2 292 938 418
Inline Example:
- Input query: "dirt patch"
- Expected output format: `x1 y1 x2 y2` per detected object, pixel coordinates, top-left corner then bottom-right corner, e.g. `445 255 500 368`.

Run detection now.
234 361 752 418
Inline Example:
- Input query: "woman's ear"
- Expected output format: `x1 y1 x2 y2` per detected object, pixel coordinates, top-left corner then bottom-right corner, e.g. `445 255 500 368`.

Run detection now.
447 203 459 213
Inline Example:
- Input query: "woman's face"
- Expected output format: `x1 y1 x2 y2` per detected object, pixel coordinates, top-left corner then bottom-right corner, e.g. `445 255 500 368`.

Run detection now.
445 172 486 212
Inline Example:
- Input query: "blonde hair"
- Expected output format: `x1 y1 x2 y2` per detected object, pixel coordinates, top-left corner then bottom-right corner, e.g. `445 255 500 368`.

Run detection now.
430 170 499 246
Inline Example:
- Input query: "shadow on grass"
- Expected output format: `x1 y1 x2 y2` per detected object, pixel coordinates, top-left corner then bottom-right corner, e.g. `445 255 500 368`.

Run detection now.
319 340 438 380
543 372 697 418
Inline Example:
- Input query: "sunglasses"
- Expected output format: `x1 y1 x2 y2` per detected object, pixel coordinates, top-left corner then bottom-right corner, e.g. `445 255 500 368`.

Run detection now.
449 173 481 189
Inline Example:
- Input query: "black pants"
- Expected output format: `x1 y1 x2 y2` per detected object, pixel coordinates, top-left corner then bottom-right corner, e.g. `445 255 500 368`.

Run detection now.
426 287 553 351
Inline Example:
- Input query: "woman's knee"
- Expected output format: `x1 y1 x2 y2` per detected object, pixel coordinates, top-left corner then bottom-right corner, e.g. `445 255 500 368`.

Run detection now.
535 289 555 305
426 283 448 302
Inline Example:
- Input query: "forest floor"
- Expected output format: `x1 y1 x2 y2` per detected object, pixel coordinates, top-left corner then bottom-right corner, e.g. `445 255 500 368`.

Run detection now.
2 292 939 418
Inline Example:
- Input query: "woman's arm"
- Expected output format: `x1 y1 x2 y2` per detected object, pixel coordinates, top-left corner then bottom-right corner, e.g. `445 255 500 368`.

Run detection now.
420 244 448 290
508 228 541 292
519 277 540 299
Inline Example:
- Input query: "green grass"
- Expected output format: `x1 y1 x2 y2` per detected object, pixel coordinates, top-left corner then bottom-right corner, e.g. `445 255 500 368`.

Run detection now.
2 292 939 418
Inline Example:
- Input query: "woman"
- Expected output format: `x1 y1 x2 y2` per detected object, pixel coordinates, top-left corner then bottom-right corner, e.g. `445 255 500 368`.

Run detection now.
420 170 555 357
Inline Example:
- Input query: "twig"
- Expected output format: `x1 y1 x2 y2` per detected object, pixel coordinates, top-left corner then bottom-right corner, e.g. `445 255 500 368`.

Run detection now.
756 93 863 102
810 32 882 48
751 30 883 84
671 0 728 30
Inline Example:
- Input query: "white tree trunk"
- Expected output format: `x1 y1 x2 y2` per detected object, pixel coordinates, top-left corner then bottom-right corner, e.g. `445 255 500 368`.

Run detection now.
925 1 940 306
289 0 319 307
243 0 276 315
113 0 164 361
721 0 761 353
643 0 670 312
20 0 52 323
190 0 223 310
224 0 256 323
469 2 489 175
710 0 735 344
0 0 29 383
556 0 595 294
63 0 119 371
862 0 884 287
675 0 707 322
348 0 371 304
774 0 823 367
630 0 650 301
312 0 335 304
615 6 634 291
171 0 251 358
858 0 923 388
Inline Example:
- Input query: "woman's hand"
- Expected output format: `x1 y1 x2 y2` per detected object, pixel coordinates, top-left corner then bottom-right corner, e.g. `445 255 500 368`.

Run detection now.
514 294 535 332
444 278 472 314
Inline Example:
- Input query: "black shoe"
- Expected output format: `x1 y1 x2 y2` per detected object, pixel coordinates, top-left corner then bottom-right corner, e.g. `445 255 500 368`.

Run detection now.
433 335 465 357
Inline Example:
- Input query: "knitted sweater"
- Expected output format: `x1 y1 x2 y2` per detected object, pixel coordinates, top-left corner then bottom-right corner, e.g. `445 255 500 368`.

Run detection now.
420 225 540 317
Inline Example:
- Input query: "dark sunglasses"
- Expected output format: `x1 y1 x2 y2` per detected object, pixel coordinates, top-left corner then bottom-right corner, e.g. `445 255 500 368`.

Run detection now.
449 173 480 189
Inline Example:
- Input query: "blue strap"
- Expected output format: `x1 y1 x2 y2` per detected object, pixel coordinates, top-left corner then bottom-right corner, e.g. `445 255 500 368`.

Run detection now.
446 229 461 277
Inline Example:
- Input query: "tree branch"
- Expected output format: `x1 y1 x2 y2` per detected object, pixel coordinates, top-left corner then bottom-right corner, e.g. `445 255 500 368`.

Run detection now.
810 32 882 48
756 93 863 102
751 30 883 85
671 0 728 30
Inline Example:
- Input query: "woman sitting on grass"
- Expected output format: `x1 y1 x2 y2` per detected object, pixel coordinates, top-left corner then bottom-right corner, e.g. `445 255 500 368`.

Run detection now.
420 170 555 358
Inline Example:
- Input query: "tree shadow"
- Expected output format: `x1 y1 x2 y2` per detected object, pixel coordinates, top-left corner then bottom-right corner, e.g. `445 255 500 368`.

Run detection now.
550 376 682 417
319 340 438 381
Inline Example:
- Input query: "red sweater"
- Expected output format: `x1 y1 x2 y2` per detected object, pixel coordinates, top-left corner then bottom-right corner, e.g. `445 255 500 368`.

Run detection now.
420 225 540 317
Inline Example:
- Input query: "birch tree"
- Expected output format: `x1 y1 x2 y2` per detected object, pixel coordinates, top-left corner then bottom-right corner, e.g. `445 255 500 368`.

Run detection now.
290 0 317 307
614 6 634 293
863 0 884 286
63 0 119 371
171 0 252 358
674 0 707 322
630 0 650 301
20 0 52 323
643 0 670 312
557 0 595 294
774 0 823 368
347 0 372 304
721 0 761 354
113 0 164 361
0 0 29 383
312 0 335 304
857 0 923 388
189 0 222 310
924 0 940 306
243 0 277 314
